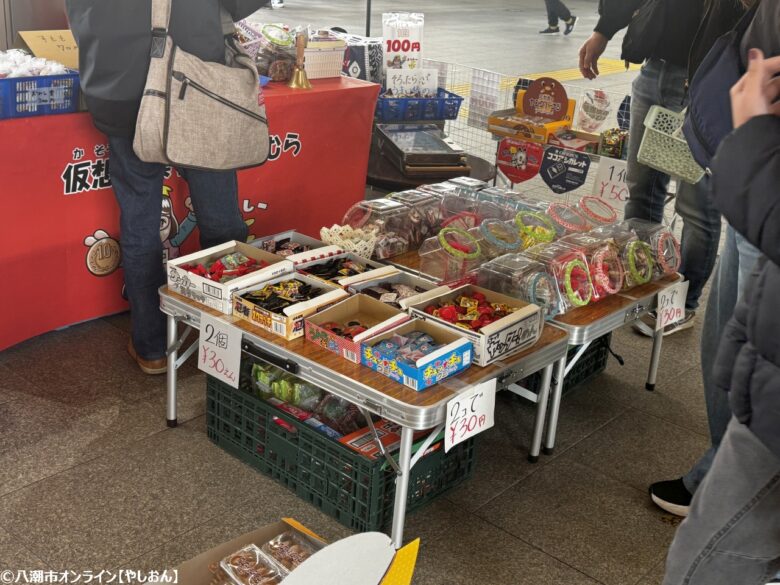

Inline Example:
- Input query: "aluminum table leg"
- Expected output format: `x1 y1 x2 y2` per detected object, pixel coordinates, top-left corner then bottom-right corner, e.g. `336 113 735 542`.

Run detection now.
544 356 567 455
646 327 664 391
390 426 414 548
528 363 553 463
166 314 178 427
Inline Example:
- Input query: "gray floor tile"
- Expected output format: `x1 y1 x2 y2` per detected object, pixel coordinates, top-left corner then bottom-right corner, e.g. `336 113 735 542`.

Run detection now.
408 500 600 585
478 460 677 585
561 409 708 493
0 527 48 571
0 365 34 406
636 557 668 585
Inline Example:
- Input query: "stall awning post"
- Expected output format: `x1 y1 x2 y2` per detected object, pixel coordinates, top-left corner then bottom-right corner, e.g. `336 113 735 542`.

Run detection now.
366 0 372 36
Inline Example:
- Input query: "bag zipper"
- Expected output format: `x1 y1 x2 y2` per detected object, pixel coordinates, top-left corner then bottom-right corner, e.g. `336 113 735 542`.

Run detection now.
172 71 266 124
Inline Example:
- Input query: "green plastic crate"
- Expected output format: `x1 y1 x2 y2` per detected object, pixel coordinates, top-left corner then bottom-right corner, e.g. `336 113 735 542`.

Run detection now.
206 375 476 532
520 333 611 395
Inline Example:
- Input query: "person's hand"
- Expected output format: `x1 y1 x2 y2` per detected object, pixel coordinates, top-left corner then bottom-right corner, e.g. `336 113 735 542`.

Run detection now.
579 33 609 80
185 196 195 213
730 49 780 128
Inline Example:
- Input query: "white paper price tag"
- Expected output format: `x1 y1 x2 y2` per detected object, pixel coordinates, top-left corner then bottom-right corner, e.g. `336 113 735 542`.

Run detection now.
198 314 242 388
445 379 496 452
656 280 690 331
594 158 628 209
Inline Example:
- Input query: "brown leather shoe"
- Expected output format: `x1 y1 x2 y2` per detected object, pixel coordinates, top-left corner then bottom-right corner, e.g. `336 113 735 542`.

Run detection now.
127 340 167 375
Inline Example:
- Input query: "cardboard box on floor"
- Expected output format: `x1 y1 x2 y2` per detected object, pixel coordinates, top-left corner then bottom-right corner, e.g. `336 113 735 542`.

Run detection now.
174 518 419 585
16 30 79 69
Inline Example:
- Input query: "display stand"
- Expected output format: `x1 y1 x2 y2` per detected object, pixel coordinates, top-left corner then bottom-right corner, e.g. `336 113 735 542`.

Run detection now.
159 287 568 547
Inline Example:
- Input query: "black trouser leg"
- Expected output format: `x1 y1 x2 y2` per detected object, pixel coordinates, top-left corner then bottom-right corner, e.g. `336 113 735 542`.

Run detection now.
544 0 571 27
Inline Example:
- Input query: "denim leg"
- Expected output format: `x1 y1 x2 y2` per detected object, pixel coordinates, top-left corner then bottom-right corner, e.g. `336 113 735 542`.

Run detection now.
674 177 721 311
178 168 248 249
625 61 673 223
664 419 780 585
735 230 761 291
683 225 754 494
108 136 167 360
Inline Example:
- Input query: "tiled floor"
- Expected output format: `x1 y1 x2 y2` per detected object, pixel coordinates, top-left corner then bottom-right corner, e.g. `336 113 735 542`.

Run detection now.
0 1 714 584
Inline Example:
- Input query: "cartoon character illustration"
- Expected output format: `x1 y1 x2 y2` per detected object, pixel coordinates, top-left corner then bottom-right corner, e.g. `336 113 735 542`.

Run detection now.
84 230 121 276
512 146 528 171
160 187 197 261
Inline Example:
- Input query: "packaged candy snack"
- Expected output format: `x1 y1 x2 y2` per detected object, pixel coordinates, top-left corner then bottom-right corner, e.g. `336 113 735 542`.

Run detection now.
261 532 319 573
421 290 519 332
591 223 655 288
515 210 557 249
220 544 283 585
559 233 625 301
239 279 325 314
367 330 442 365
180 253 269 283
469 219 522 261
388 189 443 248
314 395 367 436
623 219 681 278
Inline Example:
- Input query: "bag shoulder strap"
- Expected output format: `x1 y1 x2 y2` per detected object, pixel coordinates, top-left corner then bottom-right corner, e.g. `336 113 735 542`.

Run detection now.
150 0 172 58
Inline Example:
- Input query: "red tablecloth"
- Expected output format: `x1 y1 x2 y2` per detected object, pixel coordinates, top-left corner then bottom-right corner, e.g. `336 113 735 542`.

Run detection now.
0 77 379 351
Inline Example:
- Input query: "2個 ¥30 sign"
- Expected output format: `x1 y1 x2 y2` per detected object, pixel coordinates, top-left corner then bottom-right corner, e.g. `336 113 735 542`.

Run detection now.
198 314 242 389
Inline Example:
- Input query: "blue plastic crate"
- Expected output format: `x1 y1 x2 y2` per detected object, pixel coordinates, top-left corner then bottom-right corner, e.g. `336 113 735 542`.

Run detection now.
0 71 80 119
376 88 463 123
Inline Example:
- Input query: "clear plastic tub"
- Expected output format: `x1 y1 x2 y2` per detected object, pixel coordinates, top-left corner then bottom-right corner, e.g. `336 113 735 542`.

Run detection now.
622 219 681 278
254 24 296 82
545 202 593 236
419 227 482 283
578 196 619 226
342 198 413 259
476 199 515 222
417 182 460 198
445 177 488 198
559 233 625 301
476 253 563 319
440 194 480 231
524 242 595 312
515 210 558 249
591 223 655 288
389 189 443 248
469 219 522 260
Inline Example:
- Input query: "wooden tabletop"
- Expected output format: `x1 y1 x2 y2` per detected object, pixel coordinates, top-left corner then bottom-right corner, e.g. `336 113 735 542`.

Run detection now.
164 288 569 411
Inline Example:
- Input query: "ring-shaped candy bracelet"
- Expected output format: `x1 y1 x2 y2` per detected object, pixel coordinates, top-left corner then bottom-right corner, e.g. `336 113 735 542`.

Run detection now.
563 258 593 307
437 227 482 261
578 196 618 225
515 211 556 242
547 203 591 234
655 231 682 274
591 245 625 296
527 271 561 316
480 219 522 251
626 240 654 285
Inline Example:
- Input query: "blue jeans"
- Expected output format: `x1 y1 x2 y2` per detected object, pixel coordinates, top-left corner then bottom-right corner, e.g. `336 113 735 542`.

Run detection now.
683 225 761 494
665 418 780 585
109 136 248 360
625 59 722 311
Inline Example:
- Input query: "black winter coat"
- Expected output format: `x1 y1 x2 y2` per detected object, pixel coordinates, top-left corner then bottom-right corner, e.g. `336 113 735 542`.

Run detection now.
710 0 780 459
66 0 268 136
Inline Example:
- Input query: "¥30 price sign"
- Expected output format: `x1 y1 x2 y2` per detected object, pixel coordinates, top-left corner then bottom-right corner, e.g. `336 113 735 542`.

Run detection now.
198 314 242 388
656 280 690 331
445 380 496 452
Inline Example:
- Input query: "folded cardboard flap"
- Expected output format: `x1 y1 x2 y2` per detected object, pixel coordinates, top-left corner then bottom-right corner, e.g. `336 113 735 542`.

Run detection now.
308 294 406 332
16 30 79 70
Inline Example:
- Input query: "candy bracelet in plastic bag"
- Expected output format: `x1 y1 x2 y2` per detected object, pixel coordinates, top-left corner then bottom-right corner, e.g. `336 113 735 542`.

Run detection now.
622 219 681 278
342 198 413 260
440 193 480 230
515 210 557 249
524 242 594 312
476 253 563 319
388 189 443 248
419 227 482 283
559 233 625 301
591 223 655 288
578 196 619 226
545 202 593 236
220 544 283 585
261 531 319 573
469 219 522 261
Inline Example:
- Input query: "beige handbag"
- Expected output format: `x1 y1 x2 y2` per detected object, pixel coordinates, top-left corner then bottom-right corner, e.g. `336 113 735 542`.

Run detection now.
134 0 270 170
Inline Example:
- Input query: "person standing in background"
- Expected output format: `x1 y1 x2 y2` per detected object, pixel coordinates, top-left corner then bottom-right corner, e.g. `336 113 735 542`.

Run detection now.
66 0 269 375
578 0 720 335
540 0 578 35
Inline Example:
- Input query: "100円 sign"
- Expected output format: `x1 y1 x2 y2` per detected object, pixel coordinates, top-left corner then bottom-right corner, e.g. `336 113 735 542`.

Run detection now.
445 380 496 452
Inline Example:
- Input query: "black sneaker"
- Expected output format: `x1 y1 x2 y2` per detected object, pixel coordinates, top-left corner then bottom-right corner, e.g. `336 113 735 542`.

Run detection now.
650 478 692 517
539 26 560 34
564 16 578 35
633 310 696 337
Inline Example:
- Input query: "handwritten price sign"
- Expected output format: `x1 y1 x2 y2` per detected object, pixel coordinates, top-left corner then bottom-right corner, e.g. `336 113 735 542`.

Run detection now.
445 380 496 452
656 280 689 331
594 158 629 205
198 314 241 388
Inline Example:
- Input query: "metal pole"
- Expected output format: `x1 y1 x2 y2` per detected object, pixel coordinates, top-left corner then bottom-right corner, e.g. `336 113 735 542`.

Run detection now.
166 314 178 427
528 364 553 463
646 328 664 391
390 426 414 548
366 0 372 36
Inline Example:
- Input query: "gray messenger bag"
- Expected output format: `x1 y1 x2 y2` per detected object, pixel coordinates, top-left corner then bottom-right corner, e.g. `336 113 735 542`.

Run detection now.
134 0 270 170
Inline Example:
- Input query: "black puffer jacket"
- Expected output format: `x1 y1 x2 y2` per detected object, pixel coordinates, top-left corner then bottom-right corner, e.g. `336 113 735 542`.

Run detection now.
710 0 780 459
67 0 268 136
